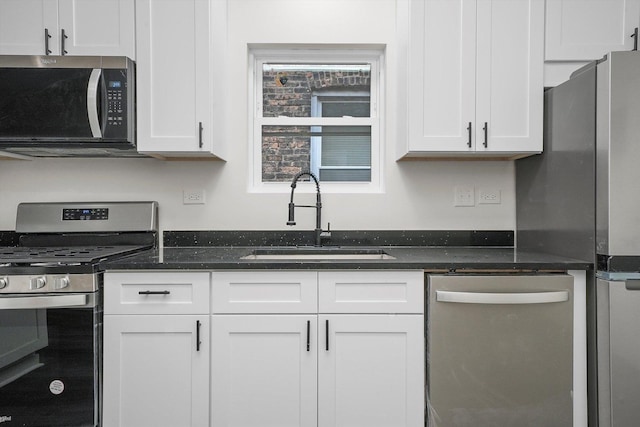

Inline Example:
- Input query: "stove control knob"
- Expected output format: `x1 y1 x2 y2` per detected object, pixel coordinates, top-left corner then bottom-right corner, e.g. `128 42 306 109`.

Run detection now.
54 277 70 290
30 277 46 290
0 277 7 289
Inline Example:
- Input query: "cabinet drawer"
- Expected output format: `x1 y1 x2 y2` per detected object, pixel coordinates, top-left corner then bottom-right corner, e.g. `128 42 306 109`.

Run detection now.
211 271 318 313
319 270 424 314
104 272 210 315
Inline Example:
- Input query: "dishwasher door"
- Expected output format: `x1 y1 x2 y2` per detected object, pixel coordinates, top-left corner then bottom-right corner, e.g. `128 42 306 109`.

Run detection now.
427 274 574 427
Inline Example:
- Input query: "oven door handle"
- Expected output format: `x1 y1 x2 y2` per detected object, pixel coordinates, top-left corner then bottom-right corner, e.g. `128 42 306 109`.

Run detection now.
0 294 88 309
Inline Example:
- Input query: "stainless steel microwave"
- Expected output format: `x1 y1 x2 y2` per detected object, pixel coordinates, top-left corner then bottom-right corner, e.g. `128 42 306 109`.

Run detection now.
0 55 140 158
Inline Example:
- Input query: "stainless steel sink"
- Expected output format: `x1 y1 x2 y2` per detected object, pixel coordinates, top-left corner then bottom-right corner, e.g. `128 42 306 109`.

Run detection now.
241 247 395 260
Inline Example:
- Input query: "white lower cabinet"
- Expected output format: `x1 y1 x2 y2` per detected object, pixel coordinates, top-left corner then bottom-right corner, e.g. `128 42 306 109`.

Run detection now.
103 270 425 427
211 315 318 427
210 270 425 427
103 272 211 427
318 314 424 427
103 315 210 427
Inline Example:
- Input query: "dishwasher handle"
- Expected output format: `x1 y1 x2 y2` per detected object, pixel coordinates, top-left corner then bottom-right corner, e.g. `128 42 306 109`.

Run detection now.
435 290 569 305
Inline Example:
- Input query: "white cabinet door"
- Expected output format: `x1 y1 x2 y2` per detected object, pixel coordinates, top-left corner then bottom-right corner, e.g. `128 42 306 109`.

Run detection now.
0 0 58 55
135 0 209 154
103 315 210 427
57 0 135 58
135 0 226 158
406 0 476 153
476 0 543 153
211 315 318 427
0 0 133 57
318 315 425 427
400 0 543 157
545 0 640 61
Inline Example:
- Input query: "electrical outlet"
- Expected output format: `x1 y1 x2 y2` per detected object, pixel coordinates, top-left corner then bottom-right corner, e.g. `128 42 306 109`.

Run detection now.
454 186 475 207
183 189 206 205
478 188 501 204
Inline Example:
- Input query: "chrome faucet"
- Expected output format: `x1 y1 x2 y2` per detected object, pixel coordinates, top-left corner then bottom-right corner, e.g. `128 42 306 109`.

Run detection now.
287 171 331 246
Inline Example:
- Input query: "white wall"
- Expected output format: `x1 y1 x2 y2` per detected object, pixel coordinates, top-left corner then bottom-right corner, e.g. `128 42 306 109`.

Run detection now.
0 0 516 234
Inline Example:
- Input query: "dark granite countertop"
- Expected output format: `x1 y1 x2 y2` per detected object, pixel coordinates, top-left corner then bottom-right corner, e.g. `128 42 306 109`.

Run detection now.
100 231 591 271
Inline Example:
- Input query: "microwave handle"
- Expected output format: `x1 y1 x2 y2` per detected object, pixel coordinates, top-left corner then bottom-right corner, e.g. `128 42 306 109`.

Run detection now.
87 69 103 138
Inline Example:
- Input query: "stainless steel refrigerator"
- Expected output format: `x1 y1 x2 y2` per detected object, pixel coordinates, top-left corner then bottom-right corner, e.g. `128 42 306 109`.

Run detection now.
516 50 640 427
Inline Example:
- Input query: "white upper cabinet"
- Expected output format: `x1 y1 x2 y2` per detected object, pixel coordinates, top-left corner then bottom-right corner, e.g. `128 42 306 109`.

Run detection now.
398 0 544 158
135 0 227 159
544 0 640 86
545 0 640 60
0 0 57 55
57 0 135 58
0 0 134 58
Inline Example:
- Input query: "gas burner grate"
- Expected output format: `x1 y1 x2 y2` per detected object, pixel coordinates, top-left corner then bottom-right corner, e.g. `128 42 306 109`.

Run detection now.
0 245 148 265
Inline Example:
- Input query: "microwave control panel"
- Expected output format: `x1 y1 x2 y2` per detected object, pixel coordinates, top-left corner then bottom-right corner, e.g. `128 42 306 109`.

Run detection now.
103 69 128 139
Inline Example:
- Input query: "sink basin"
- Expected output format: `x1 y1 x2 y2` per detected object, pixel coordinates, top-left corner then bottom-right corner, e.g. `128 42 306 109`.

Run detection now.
241 247 395 260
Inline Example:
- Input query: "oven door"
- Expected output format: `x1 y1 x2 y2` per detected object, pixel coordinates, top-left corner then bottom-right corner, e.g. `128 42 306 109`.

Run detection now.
0 293 100 427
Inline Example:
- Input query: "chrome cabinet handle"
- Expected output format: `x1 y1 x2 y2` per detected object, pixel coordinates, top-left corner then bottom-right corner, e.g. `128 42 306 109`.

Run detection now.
198 122 203 148
138 290 170 295
466 122 472 148
435 290 569 304
44 28 52 55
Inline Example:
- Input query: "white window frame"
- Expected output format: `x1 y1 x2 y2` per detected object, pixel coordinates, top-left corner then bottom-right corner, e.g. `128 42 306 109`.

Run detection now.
248 46 384 194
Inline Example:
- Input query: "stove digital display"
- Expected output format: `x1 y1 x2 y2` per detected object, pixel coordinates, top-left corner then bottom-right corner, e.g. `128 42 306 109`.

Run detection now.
62 208 109 221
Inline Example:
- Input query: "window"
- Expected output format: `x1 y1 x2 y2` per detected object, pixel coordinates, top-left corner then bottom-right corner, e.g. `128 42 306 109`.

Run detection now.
249 47 384 193
311 91 371 181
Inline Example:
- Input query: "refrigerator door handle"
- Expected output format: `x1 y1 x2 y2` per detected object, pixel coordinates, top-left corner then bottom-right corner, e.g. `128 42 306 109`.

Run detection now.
436 290 569 304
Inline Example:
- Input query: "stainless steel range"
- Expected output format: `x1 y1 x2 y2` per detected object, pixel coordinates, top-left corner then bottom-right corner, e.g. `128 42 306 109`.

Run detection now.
0 201 157 427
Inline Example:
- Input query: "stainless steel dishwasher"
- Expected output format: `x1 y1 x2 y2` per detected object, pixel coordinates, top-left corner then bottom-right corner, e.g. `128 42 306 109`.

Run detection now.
427 274 574 427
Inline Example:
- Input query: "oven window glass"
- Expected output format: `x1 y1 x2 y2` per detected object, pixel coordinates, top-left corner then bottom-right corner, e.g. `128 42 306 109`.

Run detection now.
0 305 99 427
0 69 95 138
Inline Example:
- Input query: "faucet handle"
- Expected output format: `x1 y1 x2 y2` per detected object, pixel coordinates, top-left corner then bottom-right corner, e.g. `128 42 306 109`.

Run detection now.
320 222 332 239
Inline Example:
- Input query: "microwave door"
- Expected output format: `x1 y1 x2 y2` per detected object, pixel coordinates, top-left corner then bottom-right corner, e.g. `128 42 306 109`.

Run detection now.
87 69 102 138
0 68 98 141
